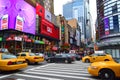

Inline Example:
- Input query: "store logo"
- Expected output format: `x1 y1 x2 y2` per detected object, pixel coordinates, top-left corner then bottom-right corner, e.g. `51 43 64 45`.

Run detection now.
47 26 52 33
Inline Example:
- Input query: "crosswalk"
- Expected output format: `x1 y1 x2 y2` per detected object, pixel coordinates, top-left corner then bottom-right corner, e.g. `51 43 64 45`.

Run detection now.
0 61 100 80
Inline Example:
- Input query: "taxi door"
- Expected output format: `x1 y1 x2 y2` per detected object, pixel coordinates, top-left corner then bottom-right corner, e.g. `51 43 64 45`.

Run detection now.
19 53 27 59
91 54 99 62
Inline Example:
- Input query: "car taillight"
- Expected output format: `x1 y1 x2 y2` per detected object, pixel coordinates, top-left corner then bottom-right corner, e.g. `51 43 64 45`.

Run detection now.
23 61 26 63
34 57 38 59
7 61 13 65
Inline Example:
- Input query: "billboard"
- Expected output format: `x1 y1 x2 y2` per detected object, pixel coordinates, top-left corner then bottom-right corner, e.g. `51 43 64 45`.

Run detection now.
1 14 9 30
104 18 109 35
40 19 59 40
45 9 52 22
36 3 45 18
0 0 36 34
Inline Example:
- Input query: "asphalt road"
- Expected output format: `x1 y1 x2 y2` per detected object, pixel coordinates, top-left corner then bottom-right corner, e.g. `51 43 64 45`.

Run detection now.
0 61 102 80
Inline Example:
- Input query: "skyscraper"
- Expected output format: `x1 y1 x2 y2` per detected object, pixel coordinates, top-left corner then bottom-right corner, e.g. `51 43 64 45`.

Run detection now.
63 0 91 45
96 0 120 58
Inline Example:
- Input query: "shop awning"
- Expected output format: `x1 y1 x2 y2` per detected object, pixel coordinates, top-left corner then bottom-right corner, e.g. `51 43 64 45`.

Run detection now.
52 46 58 51
35 40 45 44
0 37 2 41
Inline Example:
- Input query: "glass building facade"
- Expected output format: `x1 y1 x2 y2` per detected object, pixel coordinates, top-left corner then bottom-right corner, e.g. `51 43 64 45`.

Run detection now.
63 0 85 41
97 0 120 59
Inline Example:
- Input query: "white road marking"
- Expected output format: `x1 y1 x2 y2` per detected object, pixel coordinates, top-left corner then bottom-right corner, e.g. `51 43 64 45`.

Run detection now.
15 74 63 80
0 74 13 79
24 71 93 80
25 63 55 71
16 79 26 80
30 68 87 73
28 69 90 76
40 67 88 71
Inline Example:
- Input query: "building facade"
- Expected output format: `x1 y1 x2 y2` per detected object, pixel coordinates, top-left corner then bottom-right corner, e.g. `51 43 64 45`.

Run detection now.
63 0 92 48
56 15 69 46
43 0 54 14
84 0 92 47
68 19 81 51
63 0 84 41
96 0 120 59
0 0 59 53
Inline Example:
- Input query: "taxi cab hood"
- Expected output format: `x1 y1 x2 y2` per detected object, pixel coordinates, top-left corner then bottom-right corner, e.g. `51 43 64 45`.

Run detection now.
3 58 25 62
91 61 118 66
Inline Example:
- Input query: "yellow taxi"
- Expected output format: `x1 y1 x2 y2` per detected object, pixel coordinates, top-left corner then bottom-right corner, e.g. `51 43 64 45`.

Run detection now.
17 52 44 64
82 53 113 63
88 60 120 80
0 53 27 71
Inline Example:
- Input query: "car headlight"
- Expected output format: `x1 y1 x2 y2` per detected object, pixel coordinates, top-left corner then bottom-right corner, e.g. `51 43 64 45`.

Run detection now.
90 66 98 69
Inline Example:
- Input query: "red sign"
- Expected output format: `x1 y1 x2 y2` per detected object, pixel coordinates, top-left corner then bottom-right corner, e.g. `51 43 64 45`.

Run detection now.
52 46 58 51
25 38 32 42
1 14 8 30
36 3 45 18
6 34 15 41
15 16 24 31
40 19 59 40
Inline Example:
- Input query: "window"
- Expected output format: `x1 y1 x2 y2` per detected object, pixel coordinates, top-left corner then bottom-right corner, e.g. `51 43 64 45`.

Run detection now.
2 54 17 59
29 53 36 56
116 49 120 58
112 3 117 14
21 54 26 56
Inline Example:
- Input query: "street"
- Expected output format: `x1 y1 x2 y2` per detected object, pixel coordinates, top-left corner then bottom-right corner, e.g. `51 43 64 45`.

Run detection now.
0 61 100 80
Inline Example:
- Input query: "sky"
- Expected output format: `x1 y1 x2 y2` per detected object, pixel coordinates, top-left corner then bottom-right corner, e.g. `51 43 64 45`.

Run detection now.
54 0 97 25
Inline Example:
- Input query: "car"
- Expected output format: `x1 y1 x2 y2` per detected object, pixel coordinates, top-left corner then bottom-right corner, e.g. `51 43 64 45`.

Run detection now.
68 53 81 61
0 53 27 71
44 52 55 61
35 53 45 57
88 59 120 80
17 52 44 64
82 53 113 63
47 53 75 63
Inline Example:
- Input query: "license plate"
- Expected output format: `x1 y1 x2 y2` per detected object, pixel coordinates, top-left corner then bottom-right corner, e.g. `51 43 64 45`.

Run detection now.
17 61 22 64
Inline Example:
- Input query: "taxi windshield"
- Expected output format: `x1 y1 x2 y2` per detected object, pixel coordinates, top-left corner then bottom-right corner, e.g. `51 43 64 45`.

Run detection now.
29 53 36 56
114 59 120 63
2 54 17 59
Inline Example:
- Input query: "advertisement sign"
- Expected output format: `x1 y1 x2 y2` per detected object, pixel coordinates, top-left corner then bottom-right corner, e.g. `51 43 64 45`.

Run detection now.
40 19 59 40
15 16 24 31
1 14 8 30
15 36 22 41
0 0 36 34
41 19 53 36
61 25 64 34
0 37 2 41
104 18 109 35
45 9 51 22
36 3 45 18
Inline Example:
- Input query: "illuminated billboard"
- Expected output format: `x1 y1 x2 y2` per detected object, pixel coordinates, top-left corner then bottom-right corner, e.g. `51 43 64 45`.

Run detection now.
0 0 36 34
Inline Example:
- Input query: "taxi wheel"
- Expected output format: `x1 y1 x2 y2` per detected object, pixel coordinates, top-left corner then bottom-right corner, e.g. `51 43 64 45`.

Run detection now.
85 59 90 63
26 60 30 64
104 59 109 61
35 62 38 64
99 69 115 80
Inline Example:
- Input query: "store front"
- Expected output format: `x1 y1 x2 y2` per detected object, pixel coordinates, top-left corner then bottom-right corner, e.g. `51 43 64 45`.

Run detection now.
98 37 120 59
